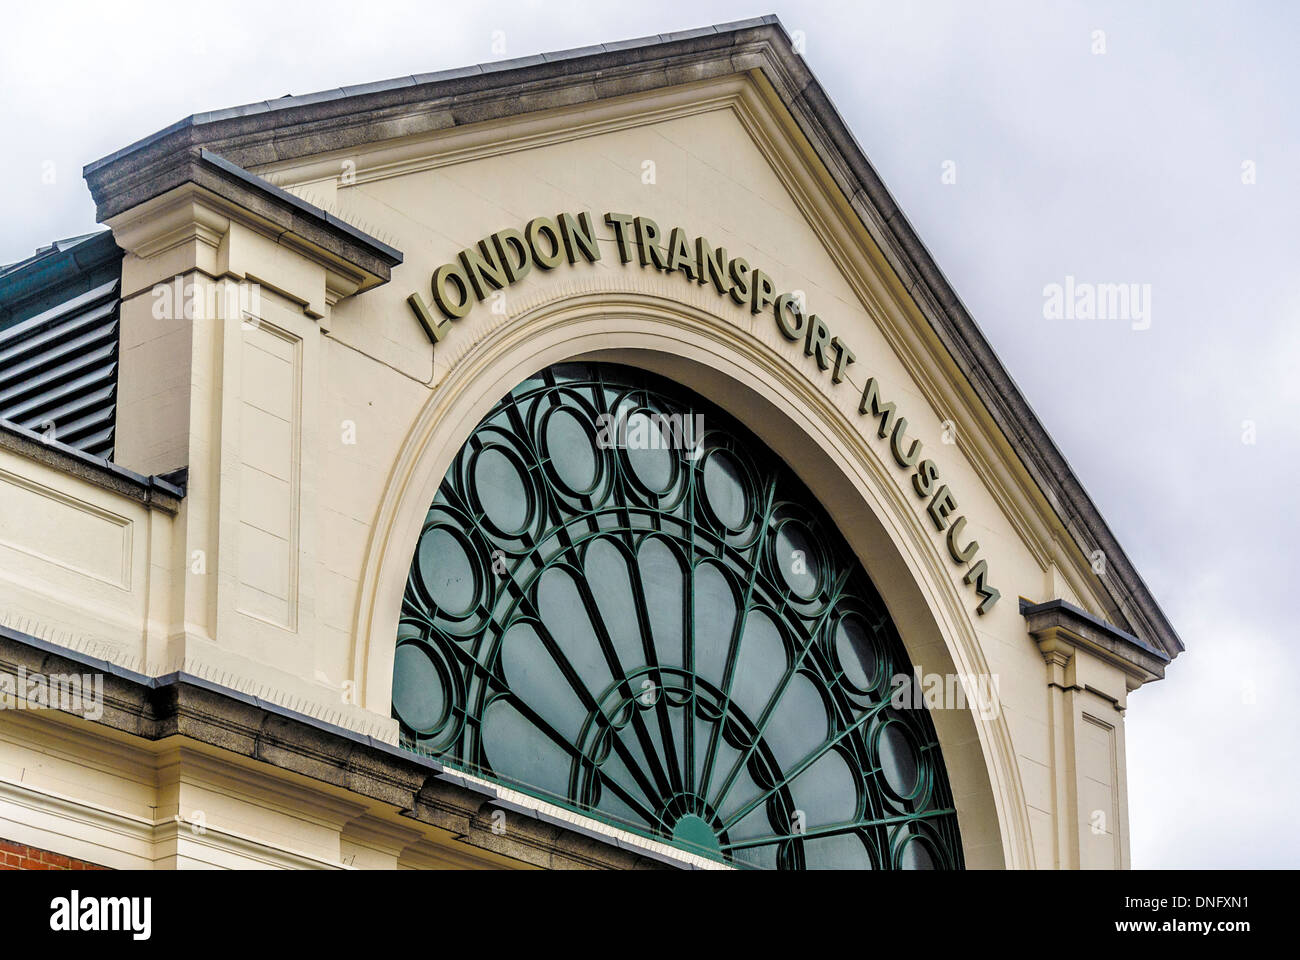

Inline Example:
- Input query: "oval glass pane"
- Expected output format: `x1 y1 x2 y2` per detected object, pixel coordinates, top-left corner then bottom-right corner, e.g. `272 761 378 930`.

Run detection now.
545 407 598 494
702 449 748 529
416 526 479 616
877 720 923 800
392 643 447 734
623 410 675 494
835 614 880 692
473 446 530 534
774 521 820 599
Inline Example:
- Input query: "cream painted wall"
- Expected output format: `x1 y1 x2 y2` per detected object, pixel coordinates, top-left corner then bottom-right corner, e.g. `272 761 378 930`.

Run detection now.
0 446 173 673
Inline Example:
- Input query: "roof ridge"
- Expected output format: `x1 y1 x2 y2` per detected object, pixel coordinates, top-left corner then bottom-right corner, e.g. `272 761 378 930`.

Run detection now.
0 230 112 279
82 16 783 178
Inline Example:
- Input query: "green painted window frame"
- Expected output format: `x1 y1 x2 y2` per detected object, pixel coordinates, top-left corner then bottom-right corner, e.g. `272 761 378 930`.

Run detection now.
393 362 964 869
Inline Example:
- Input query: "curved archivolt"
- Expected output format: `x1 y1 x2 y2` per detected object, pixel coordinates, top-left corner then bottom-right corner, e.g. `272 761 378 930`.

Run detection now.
392 362 964 869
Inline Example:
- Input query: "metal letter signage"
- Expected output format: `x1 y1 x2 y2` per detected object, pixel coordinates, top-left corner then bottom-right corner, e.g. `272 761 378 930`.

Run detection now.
408 211 1000 614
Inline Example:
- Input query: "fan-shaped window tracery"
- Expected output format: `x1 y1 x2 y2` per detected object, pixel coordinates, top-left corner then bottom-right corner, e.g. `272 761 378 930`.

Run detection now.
393 362 964 869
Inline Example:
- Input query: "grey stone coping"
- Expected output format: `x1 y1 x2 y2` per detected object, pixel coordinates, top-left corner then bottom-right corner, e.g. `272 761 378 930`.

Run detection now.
1020 597 1170 681
197 149 403 265
85 150 403 285
81 16 781 177
0 418 185 514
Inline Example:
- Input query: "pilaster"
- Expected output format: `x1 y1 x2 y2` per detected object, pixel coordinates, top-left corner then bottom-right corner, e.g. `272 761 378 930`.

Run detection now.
1022 598 1167 869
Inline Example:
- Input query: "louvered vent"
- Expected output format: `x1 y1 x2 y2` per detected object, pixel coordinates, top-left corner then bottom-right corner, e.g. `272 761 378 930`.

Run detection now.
0 278 119 459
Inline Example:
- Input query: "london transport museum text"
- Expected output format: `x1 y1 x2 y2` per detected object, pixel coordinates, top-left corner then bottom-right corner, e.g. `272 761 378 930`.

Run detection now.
407 210 1001 616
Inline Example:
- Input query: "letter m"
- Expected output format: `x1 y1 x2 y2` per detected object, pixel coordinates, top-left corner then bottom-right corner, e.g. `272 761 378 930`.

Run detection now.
858 378 897 438
102 898 130 930
963 560 1001 614
1096 283 1129 319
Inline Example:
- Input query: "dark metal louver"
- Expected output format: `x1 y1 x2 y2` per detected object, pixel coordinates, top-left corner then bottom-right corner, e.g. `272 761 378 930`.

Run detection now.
0 278 119 459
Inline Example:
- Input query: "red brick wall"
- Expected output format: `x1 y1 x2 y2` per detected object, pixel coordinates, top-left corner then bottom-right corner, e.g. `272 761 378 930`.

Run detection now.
0 838 107 870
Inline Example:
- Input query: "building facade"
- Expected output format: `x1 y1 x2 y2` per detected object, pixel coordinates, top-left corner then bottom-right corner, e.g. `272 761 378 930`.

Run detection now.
0 17 1179 870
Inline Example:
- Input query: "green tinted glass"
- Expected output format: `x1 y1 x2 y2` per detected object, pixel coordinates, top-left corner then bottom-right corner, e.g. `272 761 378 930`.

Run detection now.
393 363 963 869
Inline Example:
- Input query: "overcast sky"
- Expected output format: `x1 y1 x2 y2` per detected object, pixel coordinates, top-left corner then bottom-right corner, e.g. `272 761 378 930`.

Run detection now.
2 0 1295 868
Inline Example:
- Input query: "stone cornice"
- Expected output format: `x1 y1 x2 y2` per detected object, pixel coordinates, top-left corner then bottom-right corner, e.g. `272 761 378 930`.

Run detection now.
88 149 402 293
1021 597 1168 686
0 418 185 515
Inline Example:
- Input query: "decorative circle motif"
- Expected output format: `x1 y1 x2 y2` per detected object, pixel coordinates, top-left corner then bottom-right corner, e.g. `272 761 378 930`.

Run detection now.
772 518 822 599
834 614 881 694
392 642 450 734
392 362 963 869
471 445 532 536
900 836 938 870
874 718 927 803
414 525 482 618
893 823 945 870
542 406 601 496
701 448 750 531
620 408 678 496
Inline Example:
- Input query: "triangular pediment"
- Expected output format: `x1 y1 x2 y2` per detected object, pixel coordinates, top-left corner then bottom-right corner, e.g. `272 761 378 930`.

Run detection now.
82 16 1180 659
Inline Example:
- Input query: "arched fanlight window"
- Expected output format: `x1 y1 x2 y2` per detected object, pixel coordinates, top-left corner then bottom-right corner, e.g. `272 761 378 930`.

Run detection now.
392 362 963 869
